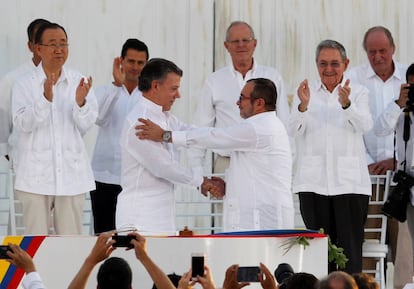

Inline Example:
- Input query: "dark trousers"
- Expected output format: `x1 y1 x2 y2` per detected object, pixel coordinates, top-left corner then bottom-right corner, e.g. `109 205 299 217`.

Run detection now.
299 192 369 274
90 181 122 234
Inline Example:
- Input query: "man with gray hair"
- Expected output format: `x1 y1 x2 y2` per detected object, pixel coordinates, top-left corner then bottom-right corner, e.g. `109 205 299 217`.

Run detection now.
346 26 412 287
288 40 373 273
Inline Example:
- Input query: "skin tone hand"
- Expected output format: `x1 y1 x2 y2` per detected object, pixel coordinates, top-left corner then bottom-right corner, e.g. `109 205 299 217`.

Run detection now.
196 265 216 289
258 263 277 289
128 232 147 260
113 57 125 87
85 232 116 265
368 158 396 175
43 73 57 102
178 270 195 289
76 76 93 107
136 118 165 142
337 79 351 108
222 264 249 289
395 83 410 108
297 79 310 112
7 243 36 273
201 177 226 198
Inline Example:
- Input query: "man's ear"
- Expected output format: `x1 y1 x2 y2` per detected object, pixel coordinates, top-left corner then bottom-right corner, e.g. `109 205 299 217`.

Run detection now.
150 79 158 90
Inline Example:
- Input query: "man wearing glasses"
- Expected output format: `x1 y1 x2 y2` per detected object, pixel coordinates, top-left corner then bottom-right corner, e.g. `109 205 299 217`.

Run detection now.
11 22 98 235
192 21 290 228
137 78 294 231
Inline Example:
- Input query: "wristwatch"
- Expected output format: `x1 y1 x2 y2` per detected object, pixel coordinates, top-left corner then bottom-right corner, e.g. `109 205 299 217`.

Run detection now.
162 131 172 142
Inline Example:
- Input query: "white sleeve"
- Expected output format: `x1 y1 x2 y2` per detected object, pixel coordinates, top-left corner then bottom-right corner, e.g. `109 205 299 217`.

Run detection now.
22 272 46 289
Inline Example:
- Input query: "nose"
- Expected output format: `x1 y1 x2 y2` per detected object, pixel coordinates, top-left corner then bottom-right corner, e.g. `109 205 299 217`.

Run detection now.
175 91 181 99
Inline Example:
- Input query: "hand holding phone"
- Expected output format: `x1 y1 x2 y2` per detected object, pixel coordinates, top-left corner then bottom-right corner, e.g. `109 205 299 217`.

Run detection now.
191 253 205 280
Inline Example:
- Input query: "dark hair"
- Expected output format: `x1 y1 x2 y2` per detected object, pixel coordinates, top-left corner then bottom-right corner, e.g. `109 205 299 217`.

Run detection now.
286 272 319 289
27 19 50 42
316 39 347 62
246 78 277 111
363 26 395 51
138 58 183 92
34 22 67 44
352 273 379 289
152 273 182 289
97 257 132 289
406 63 414 83
121 38 149 60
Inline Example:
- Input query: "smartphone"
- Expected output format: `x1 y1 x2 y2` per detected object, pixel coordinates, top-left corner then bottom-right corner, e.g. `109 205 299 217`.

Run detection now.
0 246 11 259
237 266 261 282
112 235 135 248
191 253 205 280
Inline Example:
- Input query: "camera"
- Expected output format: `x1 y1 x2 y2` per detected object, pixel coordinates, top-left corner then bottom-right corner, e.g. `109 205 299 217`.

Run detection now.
112 234 136 248
274 263 294 289
382 170 414 222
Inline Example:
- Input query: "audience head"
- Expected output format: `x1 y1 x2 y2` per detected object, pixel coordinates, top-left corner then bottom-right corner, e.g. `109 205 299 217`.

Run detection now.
362 26 395 79
315 39 349 92
319 271 358 289
352 273 379 289
97 257 132 289
274 263 295 289
285 272 319 289
406 63 414 83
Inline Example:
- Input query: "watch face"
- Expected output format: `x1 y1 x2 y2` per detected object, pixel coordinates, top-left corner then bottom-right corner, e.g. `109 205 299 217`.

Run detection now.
163 131 171 142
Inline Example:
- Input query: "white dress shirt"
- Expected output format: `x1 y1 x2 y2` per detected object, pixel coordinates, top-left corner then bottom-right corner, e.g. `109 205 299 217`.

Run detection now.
346 61 407 164
22 272 46 289
373 100 414 205
173 111 294 231
193 60 290 159
116 97 203 234
12 64 98 196
91 84 142 185
0 61 36 157
288 79 373 196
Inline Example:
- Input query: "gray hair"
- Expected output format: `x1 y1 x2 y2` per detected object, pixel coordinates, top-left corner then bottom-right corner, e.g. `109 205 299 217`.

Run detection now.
315 39 347 62
225 21 255 41
362 26 395 51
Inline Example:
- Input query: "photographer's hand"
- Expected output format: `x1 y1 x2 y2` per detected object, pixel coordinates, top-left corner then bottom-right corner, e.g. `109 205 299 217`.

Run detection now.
258 263 277 289
396 83 410 108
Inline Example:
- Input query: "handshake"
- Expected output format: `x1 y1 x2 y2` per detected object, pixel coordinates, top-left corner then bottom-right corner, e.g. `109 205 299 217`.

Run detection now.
200 176 225 199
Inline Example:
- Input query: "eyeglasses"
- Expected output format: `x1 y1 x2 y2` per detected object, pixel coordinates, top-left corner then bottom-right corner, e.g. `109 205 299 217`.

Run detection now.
39 43 69 49
227 38 254 45
317 61 342 69
238 94 251 102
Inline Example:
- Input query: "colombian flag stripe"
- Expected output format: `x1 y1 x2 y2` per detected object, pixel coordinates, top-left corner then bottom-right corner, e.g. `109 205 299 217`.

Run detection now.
0 236 46 289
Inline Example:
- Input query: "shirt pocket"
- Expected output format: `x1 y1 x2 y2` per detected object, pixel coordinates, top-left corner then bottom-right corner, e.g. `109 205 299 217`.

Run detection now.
299 156 322 184
337 156 361 185
26 150 53 184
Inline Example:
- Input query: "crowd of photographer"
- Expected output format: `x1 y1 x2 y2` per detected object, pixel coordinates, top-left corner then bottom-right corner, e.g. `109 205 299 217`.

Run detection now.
4 231 379 289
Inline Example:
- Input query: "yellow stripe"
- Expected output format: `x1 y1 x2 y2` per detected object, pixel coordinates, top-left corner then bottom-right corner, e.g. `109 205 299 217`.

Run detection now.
0 236 24 282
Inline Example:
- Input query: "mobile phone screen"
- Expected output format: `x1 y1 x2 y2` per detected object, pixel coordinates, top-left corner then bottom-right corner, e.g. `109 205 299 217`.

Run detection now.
191 254 205 279
237 266 260 282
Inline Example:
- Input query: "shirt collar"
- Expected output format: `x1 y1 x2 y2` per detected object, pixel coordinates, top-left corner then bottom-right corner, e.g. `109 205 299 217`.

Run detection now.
36 62 68 84
365 60 404 81
228 58 257 77
316 78 347 93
